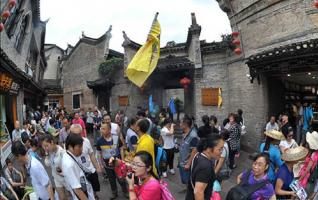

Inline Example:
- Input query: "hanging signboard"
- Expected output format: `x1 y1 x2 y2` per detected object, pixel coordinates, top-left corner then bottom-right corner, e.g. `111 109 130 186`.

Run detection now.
118 96 129 106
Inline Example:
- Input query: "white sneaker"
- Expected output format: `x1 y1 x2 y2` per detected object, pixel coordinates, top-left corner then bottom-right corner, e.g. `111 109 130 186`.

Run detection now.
162 172 168 178
170 169 175 175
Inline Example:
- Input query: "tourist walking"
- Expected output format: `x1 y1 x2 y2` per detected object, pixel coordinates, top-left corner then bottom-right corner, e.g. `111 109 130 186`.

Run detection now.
231 153 276 200
92 110 102 146
62 133 95 200
178 116 199 186
126 117 139 152
41 134 68 200
72 112 87 137
186 134 224 200
96 123 128 199
126 151 162 200
265 116 279 132
11 121 22 142
279 127 298 153
275 146 308 199
135 119 158 176
197 115 212 138
71 124 101 199
259 130 284 183
86 108 94 135
226 113 241 169
160 118 175 178
4 159 24 199
11 141 55 200
214 129 231 182
298 131 318 188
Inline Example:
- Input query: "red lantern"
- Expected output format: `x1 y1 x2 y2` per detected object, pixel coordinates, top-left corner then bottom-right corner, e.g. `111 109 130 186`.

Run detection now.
234 48 242 55
232 39 241 45
314 0 318 8
180 77 191 89
232 31 239 38
2 10 10 20
8 0 16 8
0 23 4 32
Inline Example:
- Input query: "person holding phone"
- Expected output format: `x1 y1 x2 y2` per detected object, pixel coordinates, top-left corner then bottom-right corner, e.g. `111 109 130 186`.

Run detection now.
126 151 161 200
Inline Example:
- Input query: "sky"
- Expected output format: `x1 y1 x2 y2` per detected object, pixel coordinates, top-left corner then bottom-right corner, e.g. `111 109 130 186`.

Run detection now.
41 0 231 52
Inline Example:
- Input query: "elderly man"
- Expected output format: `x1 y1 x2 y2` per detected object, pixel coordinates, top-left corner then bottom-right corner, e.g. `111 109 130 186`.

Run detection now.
11 121 22 142
70 124 101 199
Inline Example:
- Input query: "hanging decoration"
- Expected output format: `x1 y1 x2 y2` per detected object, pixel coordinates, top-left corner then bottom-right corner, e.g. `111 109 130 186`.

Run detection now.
232 31 242 55
180 77 191 89
314 0 318 8
0 0 17 32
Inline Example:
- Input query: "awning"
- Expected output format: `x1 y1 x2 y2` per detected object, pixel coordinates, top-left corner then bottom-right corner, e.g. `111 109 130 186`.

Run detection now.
246 38 318 84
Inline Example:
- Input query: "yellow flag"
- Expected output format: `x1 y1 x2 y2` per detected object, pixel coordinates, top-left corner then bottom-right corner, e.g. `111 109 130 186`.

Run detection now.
218 88 222 108
125 13 161 87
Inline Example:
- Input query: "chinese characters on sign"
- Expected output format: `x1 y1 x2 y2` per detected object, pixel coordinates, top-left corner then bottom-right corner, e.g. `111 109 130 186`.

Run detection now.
0 73 19 94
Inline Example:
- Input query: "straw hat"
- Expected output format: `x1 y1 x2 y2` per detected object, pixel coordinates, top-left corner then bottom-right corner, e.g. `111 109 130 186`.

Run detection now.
306 131 318 150
281 146 309 162
264 130 285 141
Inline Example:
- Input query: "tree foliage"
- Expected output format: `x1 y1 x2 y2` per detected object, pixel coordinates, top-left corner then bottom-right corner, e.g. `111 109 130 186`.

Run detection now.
98 57 123 76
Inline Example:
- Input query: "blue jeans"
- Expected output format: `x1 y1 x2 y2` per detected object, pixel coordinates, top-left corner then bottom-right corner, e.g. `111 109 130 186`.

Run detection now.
178 165 189 184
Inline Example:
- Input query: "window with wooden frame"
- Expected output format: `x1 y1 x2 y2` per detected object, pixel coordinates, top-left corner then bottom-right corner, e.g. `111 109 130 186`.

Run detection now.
118 96 129 106
201 88 219 106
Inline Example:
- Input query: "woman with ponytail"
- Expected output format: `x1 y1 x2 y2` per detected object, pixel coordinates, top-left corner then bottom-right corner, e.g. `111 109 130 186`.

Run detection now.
197 115 212 138
186 134 224 200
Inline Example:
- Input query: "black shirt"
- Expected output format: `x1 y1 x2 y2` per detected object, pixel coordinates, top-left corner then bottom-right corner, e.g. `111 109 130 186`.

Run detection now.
186 153 216 200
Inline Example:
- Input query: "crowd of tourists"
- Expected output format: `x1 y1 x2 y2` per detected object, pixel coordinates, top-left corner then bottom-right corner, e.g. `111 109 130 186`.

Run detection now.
0 104 317 200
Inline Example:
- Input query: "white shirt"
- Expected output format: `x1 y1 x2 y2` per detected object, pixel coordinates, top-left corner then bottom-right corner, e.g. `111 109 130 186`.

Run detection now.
62 151 95 200
44 145 65 184
279 139 298 150
265 122 279 132
26 156 51 200
11 129 22 141
161 127 175 149
111 122 119 136
76 138 96 173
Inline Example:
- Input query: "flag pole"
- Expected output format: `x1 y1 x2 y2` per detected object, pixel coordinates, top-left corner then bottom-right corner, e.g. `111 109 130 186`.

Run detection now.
124 12 159 116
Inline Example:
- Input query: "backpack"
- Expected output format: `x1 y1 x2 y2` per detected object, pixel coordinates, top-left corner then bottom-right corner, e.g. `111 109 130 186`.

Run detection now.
226 170 269 200
159 180 175 200
154 144 167 176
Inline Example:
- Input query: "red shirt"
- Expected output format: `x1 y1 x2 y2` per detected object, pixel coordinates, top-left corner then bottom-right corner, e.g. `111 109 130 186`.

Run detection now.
72 118 87 137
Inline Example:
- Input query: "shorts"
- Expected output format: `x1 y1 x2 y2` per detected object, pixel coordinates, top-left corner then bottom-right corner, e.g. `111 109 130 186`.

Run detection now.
178 165 189 184
86 171 100 192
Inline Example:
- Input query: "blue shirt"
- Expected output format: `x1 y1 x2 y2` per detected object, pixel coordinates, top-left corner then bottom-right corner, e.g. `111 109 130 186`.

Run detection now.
179 128 199 167
259 143 284 182
96 136 120 160
303 107 313 131
275 163 293 191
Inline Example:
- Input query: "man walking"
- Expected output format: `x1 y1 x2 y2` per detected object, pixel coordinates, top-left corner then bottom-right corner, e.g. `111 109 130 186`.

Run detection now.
70 124 101 199
96 123 128 199
11 141 54 200
62 133 95 200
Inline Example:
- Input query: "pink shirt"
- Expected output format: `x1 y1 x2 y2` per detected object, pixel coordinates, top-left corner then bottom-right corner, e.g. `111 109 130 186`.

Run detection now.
72 118 87 137
135 178 161 200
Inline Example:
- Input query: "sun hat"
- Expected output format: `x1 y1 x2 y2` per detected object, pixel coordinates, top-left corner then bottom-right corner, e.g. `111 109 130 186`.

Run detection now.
264 130 285 141
306 131 318 150
281 146 309 162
